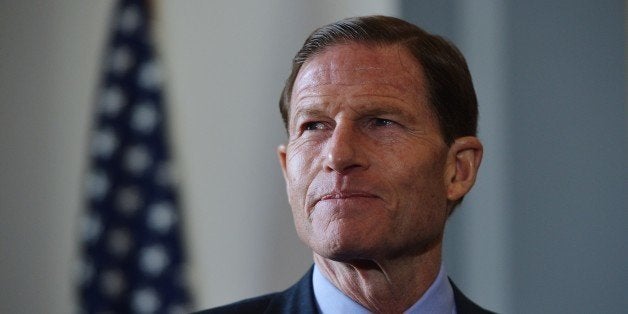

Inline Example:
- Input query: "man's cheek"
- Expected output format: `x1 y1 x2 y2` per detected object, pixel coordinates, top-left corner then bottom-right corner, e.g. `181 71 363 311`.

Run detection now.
287 156 313 188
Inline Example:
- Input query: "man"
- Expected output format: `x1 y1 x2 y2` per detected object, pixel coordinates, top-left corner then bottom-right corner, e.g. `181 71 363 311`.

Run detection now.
201 15 493 313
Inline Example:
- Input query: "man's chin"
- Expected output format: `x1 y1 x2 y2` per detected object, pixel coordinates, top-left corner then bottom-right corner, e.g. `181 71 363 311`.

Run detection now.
311 240 382 263
309 233 443 265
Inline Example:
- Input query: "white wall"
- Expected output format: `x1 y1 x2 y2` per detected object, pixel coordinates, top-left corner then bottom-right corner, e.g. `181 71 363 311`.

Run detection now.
0 2 112 313
0 1 398 312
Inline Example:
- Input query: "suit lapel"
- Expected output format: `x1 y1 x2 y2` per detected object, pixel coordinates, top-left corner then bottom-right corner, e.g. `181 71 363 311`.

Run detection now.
450 279 496 314
266 266 318 314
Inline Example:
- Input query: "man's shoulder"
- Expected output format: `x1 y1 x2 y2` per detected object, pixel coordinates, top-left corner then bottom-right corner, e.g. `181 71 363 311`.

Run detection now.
194 292 279 314
194 267 318 314
450 280 497 314
194 268 496 314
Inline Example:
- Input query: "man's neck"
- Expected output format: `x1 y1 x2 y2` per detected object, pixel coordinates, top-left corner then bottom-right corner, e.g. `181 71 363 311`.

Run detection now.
313 246 442 313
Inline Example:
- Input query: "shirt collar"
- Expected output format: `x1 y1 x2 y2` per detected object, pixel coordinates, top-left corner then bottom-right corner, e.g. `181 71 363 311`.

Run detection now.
312 263 456 314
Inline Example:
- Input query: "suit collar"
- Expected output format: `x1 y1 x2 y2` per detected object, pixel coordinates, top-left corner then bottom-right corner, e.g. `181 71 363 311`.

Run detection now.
269 266 493 314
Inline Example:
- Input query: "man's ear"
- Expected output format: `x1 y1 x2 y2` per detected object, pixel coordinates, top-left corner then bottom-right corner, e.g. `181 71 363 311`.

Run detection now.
278 144 288 181
444 136 483 202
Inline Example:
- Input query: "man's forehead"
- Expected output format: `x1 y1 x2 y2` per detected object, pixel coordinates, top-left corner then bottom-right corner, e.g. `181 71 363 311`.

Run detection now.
292 43 425 100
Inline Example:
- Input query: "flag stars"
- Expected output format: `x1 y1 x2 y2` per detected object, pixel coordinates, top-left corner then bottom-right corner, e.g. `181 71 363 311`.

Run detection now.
131 101 159 134
124 145 152 175
85 170 109 201
138 61 163 90
147 201 177 234
75 259 95 287
101 269 125 297
100 87 126 116
109 46 134 75
90 128 118 159
115 186 143 215
80 212 103 243
132 288 161 314
107 227 132 258
139 245 170 276
118 5 141 34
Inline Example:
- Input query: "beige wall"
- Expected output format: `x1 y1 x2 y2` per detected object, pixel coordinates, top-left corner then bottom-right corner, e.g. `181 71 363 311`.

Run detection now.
0 1 397 312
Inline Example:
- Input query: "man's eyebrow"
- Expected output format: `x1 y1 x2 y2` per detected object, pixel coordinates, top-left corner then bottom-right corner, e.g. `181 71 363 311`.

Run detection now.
289 107 327 128
353 105 408 117
292 106 326 118
292 103 419 124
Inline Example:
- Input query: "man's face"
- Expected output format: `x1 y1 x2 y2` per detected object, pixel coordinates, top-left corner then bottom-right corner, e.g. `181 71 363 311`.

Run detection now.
279 43 454 262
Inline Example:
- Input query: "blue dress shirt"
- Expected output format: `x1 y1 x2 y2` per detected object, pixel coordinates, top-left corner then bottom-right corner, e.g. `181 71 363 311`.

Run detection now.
312 264 456 314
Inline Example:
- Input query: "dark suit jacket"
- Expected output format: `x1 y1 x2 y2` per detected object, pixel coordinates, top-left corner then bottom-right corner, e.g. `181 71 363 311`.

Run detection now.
197 267 495 314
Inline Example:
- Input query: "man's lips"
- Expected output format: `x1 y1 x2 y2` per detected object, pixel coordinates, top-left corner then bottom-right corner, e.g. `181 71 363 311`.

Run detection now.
311 191 380 213
319 191 378 201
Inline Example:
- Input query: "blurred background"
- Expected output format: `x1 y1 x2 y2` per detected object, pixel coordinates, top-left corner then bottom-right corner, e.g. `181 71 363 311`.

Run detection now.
0 1 625 313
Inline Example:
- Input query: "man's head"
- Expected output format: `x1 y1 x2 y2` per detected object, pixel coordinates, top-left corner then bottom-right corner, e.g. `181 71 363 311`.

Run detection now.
277 16 482 263
280 15 478 145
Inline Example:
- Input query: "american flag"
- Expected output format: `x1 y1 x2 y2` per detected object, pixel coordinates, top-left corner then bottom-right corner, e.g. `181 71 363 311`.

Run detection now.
77 0 192 313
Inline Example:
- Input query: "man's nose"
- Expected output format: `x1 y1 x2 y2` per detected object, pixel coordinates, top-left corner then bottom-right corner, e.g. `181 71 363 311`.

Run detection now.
323 124 368 174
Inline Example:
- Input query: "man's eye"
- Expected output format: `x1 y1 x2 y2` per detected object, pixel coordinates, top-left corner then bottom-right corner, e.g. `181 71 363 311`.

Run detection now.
303 121 325 131
372 118 394 127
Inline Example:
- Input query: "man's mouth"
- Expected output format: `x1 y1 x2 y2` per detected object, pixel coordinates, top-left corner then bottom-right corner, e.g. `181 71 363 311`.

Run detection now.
320 191 378 201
